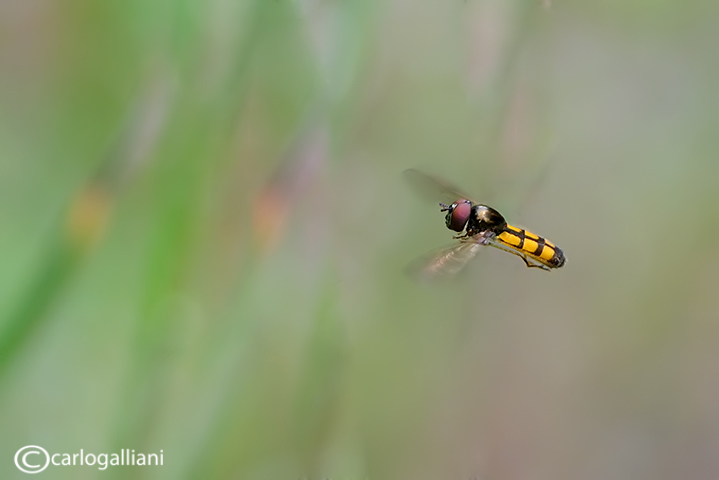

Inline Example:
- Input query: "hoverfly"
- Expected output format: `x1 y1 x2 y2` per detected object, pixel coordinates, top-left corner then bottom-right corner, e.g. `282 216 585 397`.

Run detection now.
405 169 565 279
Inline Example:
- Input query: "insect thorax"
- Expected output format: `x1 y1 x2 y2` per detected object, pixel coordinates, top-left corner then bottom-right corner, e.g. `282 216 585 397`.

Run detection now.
468 204 507 235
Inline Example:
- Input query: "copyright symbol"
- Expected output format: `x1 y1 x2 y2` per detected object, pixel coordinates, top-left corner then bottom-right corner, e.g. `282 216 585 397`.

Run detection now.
14 446 49 474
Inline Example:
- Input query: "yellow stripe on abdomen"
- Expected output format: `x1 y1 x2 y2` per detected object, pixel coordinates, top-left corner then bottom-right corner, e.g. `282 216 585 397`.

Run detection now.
496 224 564 269
498 229 522 247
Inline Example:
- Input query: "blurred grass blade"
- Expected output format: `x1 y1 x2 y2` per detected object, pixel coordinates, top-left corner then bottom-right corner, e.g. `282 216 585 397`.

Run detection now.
0 77 170 382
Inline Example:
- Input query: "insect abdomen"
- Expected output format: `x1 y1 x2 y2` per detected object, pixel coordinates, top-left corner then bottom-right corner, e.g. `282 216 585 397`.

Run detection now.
496 224 565 269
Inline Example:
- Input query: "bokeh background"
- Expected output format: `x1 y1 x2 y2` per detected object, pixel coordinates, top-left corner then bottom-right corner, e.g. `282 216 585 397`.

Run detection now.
2 0 719 479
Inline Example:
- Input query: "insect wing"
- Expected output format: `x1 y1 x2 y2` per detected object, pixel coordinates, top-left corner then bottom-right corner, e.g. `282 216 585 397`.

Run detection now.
407 241 483 281
403 169 477 205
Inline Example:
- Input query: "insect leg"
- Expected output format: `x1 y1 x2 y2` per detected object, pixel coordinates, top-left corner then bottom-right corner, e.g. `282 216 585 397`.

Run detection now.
520 255 550 271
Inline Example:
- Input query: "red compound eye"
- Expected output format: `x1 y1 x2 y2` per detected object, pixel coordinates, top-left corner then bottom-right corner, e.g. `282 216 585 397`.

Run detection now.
445 200 471 232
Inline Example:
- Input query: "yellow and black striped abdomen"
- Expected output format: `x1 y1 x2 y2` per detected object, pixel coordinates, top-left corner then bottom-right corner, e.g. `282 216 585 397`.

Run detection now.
495 224 566 269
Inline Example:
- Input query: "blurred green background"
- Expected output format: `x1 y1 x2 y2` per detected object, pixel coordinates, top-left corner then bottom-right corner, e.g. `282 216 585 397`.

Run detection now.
2 0 719 478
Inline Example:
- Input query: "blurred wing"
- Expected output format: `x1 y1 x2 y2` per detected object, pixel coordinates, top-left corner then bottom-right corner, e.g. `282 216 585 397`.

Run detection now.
407 241 483 281
403 168 477 205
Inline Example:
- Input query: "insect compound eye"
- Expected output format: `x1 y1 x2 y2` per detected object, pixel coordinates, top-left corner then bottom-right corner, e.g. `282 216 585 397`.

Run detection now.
442 200 471 232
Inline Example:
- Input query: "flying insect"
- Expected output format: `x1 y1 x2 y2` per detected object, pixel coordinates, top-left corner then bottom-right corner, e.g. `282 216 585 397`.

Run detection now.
405 169 565 279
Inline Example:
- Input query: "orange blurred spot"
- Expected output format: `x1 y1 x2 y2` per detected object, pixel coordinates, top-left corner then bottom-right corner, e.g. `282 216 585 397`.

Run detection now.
252 186 289 254
65 183 112 251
